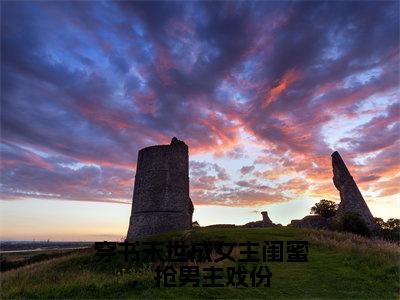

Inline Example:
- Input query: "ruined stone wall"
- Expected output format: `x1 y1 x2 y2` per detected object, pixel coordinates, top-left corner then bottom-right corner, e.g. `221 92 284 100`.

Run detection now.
126 137 193 240
331 151 381 236
243 211 276 228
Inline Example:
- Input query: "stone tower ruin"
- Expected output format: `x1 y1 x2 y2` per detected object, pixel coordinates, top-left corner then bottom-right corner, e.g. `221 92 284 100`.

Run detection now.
331 151 381 236
261 211 273 224
126 137 194 240
243 211 276 228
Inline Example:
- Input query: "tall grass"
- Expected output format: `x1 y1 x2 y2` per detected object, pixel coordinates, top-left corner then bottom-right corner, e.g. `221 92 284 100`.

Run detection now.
1 227 399 299
298 228 400 264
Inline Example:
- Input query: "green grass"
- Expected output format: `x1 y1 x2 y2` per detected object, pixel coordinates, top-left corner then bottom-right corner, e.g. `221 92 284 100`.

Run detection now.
1 249 81 272
1 227 399 299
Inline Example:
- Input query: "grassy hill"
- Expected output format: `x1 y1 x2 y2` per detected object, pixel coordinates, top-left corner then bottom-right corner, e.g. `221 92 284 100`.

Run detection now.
1 227 399 299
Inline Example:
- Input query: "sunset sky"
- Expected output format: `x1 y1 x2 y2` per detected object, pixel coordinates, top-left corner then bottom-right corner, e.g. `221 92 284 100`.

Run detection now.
1 1 399 241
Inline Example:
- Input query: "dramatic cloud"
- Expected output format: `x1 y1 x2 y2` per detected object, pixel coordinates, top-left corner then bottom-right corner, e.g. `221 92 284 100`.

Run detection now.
1 1 399 208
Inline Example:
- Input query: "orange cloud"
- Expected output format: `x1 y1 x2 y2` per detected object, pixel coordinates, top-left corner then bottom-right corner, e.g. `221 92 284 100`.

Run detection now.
262 69 300 108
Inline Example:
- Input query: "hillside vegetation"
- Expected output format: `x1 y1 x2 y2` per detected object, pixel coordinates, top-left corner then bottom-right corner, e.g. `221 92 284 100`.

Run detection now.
1 227 399 299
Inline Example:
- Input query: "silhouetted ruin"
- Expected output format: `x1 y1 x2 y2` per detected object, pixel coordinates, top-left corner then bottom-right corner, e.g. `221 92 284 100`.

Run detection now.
126 140 381 240
126 137 194 240
330 151 381 236
243 211 277 228
289 215 329 229
290 151 381 237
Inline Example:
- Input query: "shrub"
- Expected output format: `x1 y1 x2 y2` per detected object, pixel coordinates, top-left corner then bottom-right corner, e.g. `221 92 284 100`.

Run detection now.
341 212 371 237
374 217 400 243
310 199 338 218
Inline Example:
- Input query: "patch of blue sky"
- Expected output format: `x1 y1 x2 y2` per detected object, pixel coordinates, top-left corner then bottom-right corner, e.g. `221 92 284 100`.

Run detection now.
387 122 397 130
233 92 249 104
352 151 382 166
58 162 101 171
187 2 207 27
240 57 258 77
191 152 244 185
321 111 377 151
92 1 121 28
322 27 347 62
215 81 237 103
215 80 250 105
168 38 201 72
16 144 51 159
141 42 156 64
33 96 71 120
343 67 383 89
36 24 91 74
100 30 123 52
76 43 109 71
199 42 220 65
103 57 139 109
309 89 331 106
355 92 398 114
322 44 344 61
8 190 60 198
112 90 137 114
57 27 111 72
130 16 146 37
42 48 88 82
220 144 269 186
127 64 147 92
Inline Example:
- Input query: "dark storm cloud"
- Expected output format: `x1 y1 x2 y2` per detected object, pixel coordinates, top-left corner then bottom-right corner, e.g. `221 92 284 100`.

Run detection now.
1 1 398 204
340 103 400 153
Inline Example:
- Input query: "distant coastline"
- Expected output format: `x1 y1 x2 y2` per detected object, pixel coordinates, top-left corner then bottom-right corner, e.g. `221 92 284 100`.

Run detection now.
0 241 93 252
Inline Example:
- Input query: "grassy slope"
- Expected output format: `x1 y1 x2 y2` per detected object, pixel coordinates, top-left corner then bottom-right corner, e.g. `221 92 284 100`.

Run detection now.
1 227 399 299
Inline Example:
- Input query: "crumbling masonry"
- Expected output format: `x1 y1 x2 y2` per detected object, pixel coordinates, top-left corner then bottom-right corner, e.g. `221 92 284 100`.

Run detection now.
331 151 381 236
290 151 381 236
126 137 194 240
243 211 276 228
